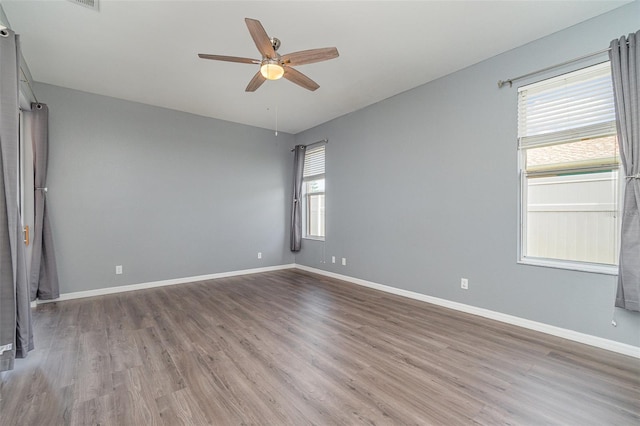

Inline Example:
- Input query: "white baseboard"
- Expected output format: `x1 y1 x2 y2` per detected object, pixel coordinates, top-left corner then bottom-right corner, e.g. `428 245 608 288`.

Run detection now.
35 264 296 304
294 264 640 359
33 262 638 359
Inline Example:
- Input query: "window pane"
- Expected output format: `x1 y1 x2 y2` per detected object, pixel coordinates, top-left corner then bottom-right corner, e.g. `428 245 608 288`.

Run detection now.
305 178 325 193
307 194 325 238
525 170 620 265
525 135 619 173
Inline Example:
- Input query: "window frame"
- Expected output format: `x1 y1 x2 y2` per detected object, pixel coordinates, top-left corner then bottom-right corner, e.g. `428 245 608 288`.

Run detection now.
303 176 325 240
302 144 326 241
516 62 621 275
518 165 622 275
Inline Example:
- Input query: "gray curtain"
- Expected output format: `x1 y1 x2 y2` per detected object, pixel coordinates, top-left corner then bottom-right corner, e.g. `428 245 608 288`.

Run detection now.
610 30 640 312
28 103 59 301
290 145 305 252
0 29 32 372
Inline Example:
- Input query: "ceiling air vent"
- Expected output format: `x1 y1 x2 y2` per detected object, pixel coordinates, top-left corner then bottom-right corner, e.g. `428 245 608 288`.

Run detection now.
67 0 99 11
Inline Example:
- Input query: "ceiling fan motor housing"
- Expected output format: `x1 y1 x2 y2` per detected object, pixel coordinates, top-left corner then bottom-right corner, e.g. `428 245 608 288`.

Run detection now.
270 37 281 52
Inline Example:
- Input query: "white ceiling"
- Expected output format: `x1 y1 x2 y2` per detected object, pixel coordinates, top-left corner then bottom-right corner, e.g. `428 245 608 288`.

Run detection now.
2 0 631 134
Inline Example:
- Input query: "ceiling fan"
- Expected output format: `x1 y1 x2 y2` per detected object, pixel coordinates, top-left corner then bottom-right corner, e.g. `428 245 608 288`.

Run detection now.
198 18 339 92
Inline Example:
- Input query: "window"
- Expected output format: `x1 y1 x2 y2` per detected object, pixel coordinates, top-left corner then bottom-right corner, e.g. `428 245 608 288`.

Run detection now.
518 62 621 273
303 144 325 239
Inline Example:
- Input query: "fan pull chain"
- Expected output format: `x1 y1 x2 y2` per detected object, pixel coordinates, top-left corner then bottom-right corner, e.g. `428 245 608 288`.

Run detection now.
275 105 278 136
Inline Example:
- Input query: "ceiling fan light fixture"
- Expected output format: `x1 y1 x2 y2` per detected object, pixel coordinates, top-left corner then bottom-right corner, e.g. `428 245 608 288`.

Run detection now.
260 61 284 80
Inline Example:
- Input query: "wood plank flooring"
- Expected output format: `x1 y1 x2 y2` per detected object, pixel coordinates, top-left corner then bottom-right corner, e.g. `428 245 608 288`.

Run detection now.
1 269 639 425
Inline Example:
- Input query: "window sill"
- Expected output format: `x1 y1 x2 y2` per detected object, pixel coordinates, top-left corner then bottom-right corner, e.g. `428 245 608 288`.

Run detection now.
303 236 325 242
518 257 618 275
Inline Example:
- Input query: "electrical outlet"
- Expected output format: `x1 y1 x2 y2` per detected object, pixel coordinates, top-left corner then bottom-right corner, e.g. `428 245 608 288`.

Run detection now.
257 252 262 259
332 256 336 264
342 257 347 266
461 278 468 290
116 265 123 275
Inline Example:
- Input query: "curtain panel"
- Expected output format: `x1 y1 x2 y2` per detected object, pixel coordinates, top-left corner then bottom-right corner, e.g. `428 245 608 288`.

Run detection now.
28 103 59 301
290 145 305 252
610 30 640 312
0 29 32 372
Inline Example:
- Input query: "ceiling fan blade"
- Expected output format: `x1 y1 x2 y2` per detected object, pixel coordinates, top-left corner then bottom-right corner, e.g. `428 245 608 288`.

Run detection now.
246 71 266 92
245 18 275 59
283 67 320 91
281 47 339 66
198 54 259 64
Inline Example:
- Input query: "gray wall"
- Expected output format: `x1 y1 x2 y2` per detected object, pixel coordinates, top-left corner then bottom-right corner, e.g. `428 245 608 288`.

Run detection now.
36 83 295 294
294 1 640 347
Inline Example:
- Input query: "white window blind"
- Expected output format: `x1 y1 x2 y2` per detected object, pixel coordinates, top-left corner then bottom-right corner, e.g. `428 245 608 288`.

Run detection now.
518 62 616 149
303 145 325 178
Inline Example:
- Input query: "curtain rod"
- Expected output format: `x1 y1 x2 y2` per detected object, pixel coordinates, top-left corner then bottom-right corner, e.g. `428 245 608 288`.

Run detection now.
497 46 614 88
290 139 328 152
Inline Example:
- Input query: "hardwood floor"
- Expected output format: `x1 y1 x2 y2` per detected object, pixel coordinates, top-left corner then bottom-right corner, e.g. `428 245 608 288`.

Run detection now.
1 269 638 425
